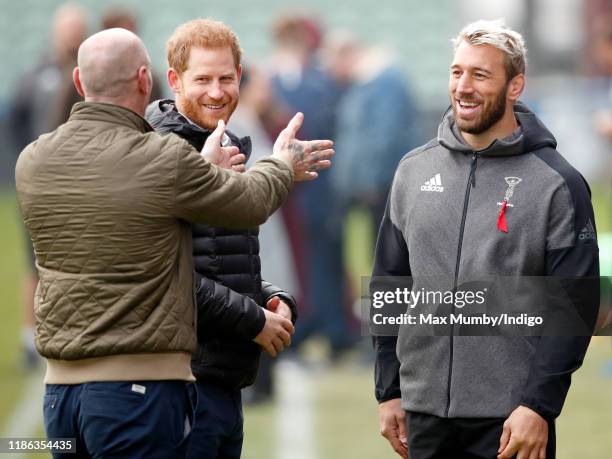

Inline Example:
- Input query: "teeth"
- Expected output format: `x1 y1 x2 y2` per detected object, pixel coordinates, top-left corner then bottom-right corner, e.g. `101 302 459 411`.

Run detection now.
205 105 223 109
459 101 479 107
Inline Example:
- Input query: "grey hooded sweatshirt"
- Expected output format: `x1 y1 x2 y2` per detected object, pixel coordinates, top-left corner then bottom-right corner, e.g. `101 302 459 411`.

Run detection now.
372 102 599 420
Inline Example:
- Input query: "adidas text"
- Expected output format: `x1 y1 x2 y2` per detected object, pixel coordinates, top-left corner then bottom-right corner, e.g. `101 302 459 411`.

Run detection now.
421 174 444 193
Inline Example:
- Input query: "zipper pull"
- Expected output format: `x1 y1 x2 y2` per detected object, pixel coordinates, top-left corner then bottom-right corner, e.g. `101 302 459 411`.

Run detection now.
470 153 477 187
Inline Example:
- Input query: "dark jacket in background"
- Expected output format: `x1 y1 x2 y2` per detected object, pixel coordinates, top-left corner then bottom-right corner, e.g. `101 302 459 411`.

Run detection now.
146 99 297 389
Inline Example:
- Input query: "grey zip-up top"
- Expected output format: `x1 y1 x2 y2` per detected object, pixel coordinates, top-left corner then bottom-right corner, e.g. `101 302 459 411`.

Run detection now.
373 102 599 420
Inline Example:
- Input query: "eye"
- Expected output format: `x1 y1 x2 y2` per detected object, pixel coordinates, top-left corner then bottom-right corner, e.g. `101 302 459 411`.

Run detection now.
474 73 487 79
451 69 462 78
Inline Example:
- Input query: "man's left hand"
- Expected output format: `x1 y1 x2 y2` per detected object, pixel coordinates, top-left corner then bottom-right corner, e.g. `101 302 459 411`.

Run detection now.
201 120 246 170
267 296 292 322
498 405 548 459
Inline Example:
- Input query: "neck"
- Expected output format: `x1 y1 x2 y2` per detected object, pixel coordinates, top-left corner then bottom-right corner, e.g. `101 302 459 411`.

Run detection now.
461 109 519 151
85 95 145 117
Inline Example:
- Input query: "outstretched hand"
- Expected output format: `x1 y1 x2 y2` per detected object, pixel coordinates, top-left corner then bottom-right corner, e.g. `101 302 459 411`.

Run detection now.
201 120 246 171
273 112 334 181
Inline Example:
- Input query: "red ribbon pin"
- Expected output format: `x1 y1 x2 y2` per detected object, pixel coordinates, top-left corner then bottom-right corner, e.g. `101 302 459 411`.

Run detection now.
497 200 508 233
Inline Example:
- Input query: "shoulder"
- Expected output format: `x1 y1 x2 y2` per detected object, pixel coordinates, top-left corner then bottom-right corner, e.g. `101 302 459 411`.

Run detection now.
531 147 591 199
395 138 440 171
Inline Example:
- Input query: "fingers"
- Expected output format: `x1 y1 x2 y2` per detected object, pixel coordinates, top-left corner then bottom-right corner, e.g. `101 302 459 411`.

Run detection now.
267 296 281 311
309 159 332 172
388 437 408 458
296 171 319 182
278 327 291 347
280 112 304 141
280 317 294 335
308 139 334 151
538 446 546 459
397 411 408 449
498 423 510 455
227 150 245 165
231 164 246 173
498 437 519 459
311 147 335 160
381 426 408 458
264 342 277 358
208 119 225 144
271 337 283 354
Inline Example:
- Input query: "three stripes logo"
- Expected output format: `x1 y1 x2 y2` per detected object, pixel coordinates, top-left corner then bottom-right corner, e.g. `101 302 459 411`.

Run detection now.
421 173 444 192
579 219 596 241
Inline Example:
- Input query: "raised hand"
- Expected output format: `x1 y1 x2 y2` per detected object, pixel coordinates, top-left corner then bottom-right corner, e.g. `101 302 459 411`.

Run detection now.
272 112 334 181
201 119 246 171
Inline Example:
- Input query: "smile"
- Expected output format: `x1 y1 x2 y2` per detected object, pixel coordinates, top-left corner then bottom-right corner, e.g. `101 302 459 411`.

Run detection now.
204 104 225 110
455 99 481 117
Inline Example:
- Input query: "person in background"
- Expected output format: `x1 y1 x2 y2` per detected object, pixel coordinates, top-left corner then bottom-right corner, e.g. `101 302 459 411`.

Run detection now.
9 2 88 369
100 5 165 102
324 31 420 284
270 14 357 360
229 64 300 403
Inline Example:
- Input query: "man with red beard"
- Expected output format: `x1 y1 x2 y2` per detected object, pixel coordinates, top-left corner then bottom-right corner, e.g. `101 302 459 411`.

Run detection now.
146 19 301 459
373 19 598 459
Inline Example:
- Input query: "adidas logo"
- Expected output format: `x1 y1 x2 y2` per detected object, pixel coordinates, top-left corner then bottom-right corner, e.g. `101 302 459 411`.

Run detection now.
421 173 444 192
579 219 596 241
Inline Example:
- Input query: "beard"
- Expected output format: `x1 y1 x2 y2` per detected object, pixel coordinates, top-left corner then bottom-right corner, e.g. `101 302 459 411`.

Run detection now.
452 82 508 135
179 93 239 131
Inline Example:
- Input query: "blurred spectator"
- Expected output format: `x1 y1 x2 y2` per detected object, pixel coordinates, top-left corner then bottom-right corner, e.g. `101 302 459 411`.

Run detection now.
269 14 357 359
592 20 612 142
230 64 299 402
100 6 165 101
325 32 420 239
8 2 88 369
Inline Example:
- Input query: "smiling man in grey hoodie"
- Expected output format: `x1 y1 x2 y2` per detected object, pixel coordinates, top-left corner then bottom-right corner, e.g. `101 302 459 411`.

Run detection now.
373 20 599 459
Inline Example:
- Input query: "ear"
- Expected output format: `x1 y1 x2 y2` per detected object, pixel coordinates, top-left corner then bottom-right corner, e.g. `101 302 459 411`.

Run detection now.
73 67 85 97
136 66 152 97
506 74 525 102
167 67 182 94
236 64 242 85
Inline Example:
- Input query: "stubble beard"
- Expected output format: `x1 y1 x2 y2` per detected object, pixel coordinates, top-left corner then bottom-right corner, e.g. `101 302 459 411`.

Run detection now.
452 82 509 135
179 93 239 131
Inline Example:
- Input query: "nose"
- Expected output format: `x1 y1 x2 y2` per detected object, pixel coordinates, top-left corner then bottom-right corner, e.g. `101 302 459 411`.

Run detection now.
207 81 224 100
455 74 474 96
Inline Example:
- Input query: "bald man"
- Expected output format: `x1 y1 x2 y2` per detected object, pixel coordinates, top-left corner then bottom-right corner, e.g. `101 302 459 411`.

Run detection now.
15 28 333 459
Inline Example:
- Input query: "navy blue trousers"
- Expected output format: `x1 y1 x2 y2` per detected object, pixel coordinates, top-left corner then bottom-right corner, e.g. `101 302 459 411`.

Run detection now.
44 381 196 459
186 381 243 459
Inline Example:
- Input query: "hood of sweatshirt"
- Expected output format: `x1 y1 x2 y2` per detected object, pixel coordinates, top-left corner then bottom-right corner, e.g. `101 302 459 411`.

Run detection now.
437 100 557 156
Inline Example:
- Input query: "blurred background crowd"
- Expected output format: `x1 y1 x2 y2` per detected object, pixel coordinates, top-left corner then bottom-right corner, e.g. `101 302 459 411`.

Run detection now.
0 1 610 458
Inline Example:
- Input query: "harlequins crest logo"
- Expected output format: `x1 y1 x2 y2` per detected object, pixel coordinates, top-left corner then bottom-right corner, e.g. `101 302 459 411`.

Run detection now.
504 176 521 196
498 177 522 206
497 177 521 233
